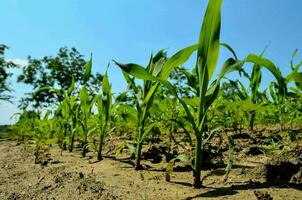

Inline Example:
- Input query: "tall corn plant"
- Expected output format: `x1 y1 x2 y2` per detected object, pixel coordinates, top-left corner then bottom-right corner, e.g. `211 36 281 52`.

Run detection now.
114 0 286 187
96 70 112 160
114 0 246 187
114 50 167 169
79 58 96 157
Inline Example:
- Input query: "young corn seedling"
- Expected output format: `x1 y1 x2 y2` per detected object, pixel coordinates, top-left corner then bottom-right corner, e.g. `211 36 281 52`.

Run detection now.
10 110 38 143
67 95 80 152
32 110 53 163
236 45 295 131
35 75 79 151
269 50 302 131
96 70 112 160
238 48 267 131
114 50 167 169
60 77 80 152
79 57 100 157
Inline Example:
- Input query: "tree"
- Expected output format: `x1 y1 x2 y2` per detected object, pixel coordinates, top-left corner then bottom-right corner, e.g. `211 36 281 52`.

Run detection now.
0 44 16 102
17 47 102 109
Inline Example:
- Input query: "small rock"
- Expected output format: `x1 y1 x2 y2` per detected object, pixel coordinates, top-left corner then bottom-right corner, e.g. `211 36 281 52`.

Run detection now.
79 172 84 179
254 190 273 200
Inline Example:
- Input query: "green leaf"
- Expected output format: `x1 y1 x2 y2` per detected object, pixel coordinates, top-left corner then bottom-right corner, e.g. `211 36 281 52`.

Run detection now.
43 110 52 121
197 0 222 81
113 61 162 82
246 54 283 84
221 43 238 60
292 49 298 59
184 97 199 107
207 58 245 98
166 154 191 175
67 76 75 96
83 57 92 84
35 86 61 95
162 44 198 79
97 94 103 115
102 71 111 94
195 0 223 130
140 123 157 142
80 86 89 115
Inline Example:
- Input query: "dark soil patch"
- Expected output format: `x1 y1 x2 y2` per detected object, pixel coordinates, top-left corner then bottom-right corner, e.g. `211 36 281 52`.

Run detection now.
247 146 264 156
254 190 273 200
263 145 302 184
233 132 251 140
142 145 178 164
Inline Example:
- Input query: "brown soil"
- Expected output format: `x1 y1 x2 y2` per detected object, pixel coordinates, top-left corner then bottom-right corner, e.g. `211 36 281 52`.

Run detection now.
0 140 301 200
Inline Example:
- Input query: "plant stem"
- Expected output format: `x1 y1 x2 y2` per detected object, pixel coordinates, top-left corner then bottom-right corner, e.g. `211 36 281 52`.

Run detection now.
69 132 75 152
135 141 142 170
82 131 87 157
62 125 67 150
134 124 144 170
193 135 203 188
97 132 104 160
250 111 255 131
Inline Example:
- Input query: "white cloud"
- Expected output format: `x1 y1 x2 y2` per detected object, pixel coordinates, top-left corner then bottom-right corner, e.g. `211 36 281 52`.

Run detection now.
7 58 28 66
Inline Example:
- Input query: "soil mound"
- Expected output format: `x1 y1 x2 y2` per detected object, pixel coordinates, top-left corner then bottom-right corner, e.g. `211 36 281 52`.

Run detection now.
263 145 302 184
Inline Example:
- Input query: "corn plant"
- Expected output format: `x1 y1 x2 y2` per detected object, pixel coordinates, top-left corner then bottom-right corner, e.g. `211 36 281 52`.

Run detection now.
114 0 248 187
60 78 79 152
79 86 96 157
35 75 79 151
112 102 137 138
269 49 302 131
154 96 192 151
58 93 79 152
67 95 80 152
96 70 112 160
9 110 38 143
114 50 167 169
237 48 268 130
32 110 54 163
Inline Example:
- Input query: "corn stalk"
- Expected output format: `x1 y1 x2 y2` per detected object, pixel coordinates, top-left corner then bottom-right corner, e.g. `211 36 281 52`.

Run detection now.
96 70 112 160
115 0 238 187
114 51 166 169
79 57 96 157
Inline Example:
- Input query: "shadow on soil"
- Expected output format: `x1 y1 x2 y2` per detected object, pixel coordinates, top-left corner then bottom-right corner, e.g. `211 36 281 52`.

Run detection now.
184 183 302 199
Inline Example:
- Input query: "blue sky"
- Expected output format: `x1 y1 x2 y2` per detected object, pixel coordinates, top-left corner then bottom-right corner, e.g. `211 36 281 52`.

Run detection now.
1 0 302 124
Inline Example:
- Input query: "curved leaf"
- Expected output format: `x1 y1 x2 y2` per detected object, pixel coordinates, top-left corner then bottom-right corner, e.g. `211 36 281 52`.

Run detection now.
197 0 222 81
162 44 198 79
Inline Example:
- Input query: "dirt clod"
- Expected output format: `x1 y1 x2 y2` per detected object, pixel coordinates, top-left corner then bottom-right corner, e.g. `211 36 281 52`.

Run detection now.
247 146 264 156
254 190 273 200
264 145 302 184
77 175 105 194
79 172 84 179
